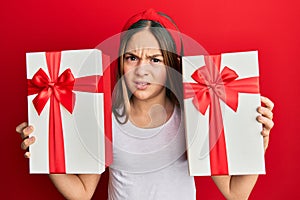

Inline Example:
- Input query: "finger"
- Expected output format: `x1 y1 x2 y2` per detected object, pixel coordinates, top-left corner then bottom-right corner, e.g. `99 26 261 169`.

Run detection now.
24 152 31 158
257 115 274 130
263 136 269 151
257 106 273 120
261 127 270 137
21 137 35 150
21 126 34 139
16 122 28 134
261 96 274 111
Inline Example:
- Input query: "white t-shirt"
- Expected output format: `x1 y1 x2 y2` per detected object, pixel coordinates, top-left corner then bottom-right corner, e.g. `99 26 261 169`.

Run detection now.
108 106 196 200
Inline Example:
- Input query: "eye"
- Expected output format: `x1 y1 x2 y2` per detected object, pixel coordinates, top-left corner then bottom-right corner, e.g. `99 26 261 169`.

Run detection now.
125 55 138 62
151 58 162 63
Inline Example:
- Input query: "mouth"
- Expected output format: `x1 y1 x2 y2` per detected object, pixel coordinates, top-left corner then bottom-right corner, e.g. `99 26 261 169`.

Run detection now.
134 81 150 90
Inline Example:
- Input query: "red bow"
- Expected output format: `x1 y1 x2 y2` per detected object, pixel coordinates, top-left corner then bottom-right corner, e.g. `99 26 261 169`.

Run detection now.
184 55 259 175
28 68 75 115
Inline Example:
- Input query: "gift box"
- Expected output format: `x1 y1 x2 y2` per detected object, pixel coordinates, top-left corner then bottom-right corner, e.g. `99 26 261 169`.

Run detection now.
26 49 112 174
182 51 265 176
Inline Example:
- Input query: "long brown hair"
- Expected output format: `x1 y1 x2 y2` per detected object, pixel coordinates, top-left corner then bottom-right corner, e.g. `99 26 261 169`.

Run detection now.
112 17 183 124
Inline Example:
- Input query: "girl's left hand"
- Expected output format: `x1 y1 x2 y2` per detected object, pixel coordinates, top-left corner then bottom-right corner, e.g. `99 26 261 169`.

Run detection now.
257 96 274 151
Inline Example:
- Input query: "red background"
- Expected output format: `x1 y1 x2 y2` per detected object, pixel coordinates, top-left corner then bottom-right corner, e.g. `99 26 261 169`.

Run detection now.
1 0 299 199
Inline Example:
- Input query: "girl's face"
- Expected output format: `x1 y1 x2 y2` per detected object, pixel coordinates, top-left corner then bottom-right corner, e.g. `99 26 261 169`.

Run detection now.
123 30 167 102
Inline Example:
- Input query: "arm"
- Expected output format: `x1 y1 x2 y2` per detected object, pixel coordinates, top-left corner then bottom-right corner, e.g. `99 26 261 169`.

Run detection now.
212 175 258 200
49 174 101 200
16 122 101 200
212 96 274 200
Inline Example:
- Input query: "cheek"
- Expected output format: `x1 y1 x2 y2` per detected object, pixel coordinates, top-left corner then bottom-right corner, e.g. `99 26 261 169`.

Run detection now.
123 66 135 92
123 63 131 74
156 67 167 84
123 64 134 81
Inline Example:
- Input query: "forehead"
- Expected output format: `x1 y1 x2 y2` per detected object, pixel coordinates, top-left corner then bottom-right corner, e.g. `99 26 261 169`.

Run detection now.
125 30 161 54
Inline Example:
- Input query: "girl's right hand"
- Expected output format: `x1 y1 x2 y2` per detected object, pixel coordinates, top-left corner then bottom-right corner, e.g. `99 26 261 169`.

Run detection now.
16 122 36 158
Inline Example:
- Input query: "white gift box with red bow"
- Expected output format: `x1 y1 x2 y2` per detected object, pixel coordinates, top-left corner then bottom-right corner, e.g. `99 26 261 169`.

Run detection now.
182 51 265 176
26 49 112 174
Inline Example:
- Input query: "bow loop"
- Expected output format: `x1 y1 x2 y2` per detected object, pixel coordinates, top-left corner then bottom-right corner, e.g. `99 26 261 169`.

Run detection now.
31 68 51 88
220 66 239 83
56 68 75 87
191 66 211 86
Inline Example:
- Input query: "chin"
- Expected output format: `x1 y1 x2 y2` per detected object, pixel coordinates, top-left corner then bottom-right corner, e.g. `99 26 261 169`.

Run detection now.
132 92 152 101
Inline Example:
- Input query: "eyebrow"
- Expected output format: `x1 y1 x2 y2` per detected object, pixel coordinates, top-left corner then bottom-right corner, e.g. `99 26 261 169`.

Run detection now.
124 52 163 58
148 54 163 58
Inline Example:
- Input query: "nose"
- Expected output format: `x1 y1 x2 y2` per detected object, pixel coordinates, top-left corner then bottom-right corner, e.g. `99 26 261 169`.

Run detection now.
134 60 149 76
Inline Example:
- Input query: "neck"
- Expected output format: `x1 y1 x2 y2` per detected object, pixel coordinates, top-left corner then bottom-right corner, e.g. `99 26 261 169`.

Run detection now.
129 92 174 128
131 96 169 114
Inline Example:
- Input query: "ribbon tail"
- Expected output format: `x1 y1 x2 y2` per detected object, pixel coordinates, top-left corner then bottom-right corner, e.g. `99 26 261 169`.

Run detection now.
55 88 75 113
193 91 210 115
49 96 66 173
220 87 239 112
209 94 229 175
32 88 52 115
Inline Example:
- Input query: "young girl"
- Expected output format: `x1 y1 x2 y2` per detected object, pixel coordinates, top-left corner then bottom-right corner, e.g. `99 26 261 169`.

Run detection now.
17 8 274 200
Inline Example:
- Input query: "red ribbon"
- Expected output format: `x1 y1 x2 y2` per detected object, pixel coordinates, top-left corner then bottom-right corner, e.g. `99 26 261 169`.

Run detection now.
28 51 112 173
184 55 260 175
